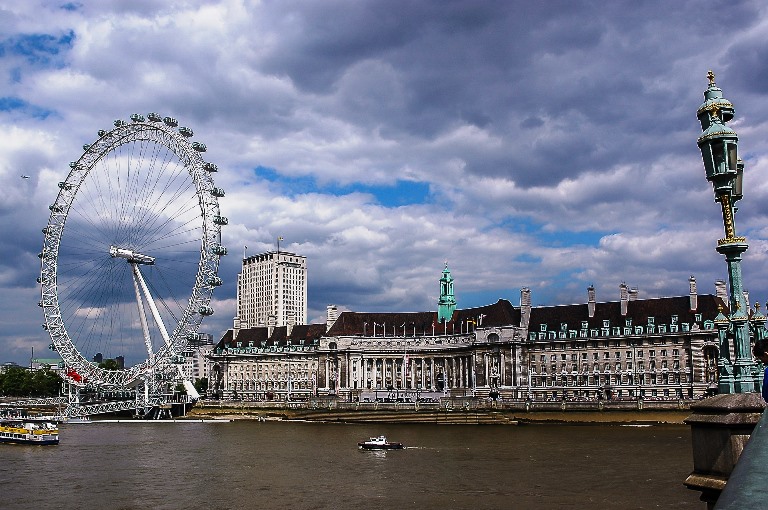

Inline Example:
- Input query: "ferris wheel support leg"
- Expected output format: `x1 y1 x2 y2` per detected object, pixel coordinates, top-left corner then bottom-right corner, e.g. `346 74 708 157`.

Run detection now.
132 263 200 401
130 263 155 365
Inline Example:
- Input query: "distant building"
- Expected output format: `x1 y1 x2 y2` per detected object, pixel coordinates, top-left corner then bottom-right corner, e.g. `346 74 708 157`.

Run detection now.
524 278 721 401
235 251 307 329
210 268 726 402
182 333 215 383
30 358 65 376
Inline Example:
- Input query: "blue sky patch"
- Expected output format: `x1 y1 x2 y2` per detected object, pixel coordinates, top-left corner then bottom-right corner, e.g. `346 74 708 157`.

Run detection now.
3 30 75 65
0 97 54 119
255 166 431 206
494 216 607 247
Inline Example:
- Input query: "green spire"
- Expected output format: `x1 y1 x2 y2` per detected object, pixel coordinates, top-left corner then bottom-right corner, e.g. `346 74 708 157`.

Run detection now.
437 262 456 323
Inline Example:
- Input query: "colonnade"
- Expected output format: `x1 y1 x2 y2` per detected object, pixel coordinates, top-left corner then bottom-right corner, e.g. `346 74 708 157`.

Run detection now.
322 352 509 392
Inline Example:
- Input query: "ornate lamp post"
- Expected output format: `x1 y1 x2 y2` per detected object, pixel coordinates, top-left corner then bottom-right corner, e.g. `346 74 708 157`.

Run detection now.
696 71 761 393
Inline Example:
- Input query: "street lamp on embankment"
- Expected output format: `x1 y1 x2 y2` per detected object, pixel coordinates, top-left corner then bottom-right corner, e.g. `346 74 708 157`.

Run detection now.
684 71 766 508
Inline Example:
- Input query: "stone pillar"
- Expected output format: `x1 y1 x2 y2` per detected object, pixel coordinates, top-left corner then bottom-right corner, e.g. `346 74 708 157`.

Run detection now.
684 393 765 508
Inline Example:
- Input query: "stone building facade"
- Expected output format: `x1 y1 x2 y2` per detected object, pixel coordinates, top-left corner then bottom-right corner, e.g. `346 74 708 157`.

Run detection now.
523 279 722 401
209 270 726 402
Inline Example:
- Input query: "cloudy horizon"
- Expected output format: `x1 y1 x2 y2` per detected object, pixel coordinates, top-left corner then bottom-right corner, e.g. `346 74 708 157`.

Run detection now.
3 1 768 366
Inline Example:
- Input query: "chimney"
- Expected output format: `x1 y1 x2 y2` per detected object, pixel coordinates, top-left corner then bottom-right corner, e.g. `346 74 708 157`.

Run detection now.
620 283 629 316
520 288 532 329
326 304 339 332
588 285 596 318
267 314 276 338
232 315 241 339
715 280 727 304
629 287 638 301
689 275 698 311
287 312 296 336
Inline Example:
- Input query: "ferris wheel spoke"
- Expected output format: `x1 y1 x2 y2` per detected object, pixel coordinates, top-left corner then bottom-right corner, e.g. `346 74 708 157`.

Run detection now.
135 205 202 252
134 180 198 247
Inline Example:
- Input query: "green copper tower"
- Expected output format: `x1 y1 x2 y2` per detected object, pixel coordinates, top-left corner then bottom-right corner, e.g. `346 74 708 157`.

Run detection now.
437 262 456 323
696 71 761 393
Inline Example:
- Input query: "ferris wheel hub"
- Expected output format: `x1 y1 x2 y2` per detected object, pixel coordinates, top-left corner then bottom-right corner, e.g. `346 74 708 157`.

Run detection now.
109 245 156 265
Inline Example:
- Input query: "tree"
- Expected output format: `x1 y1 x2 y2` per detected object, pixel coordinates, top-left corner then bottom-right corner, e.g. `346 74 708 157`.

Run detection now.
193 377 209 393
0 366 63 397
98 358 119 370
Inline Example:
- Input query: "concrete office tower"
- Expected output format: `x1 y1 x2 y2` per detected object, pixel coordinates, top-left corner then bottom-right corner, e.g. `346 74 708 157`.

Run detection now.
237 251 307 328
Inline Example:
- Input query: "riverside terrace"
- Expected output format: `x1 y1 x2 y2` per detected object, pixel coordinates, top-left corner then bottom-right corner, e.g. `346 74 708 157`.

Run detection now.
208 276 727 405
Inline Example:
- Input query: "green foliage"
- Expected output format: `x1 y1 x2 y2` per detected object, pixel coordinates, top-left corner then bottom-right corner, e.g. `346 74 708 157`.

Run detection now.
193 377 208 393
98 358 119 370
0 366 63 397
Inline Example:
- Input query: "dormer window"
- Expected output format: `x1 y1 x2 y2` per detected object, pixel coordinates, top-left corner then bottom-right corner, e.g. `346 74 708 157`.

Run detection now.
603 320 610 328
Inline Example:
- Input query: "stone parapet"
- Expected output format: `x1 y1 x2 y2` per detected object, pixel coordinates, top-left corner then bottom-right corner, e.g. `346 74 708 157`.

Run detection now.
684 393 765 509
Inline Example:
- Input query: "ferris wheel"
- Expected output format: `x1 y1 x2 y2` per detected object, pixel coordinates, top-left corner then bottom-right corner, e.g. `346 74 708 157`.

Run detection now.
39 113 227 392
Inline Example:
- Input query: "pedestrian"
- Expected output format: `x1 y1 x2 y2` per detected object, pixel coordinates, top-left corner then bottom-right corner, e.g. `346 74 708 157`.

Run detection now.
752 338 768 402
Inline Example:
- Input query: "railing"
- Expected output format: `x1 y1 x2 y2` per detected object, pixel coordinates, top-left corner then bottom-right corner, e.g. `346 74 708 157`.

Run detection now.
714 408 768 509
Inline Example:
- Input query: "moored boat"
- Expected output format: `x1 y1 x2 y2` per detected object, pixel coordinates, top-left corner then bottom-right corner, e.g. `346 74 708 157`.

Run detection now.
358 435 404 450
0 417 59 445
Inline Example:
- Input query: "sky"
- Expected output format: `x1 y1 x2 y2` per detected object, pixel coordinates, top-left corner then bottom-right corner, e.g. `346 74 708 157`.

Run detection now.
3 0 768 366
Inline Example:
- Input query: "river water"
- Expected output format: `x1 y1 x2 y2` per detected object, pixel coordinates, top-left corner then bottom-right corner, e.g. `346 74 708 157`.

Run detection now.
0 420 700 509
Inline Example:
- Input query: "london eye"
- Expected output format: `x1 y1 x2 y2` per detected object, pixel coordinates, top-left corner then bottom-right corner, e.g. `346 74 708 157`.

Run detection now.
39 114 227 397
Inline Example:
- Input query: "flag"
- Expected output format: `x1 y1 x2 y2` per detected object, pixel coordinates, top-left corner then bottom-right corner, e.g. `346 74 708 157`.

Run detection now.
66 368 82 382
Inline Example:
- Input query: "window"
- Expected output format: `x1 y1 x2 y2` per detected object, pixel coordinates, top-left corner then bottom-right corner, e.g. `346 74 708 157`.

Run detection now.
540 324 547 332
603 320 610 328
626 351 633 359
648 317 655 325
581 321 589 329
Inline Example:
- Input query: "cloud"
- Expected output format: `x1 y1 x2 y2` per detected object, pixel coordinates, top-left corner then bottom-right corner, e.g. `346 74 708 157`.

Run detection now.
3 0 768 366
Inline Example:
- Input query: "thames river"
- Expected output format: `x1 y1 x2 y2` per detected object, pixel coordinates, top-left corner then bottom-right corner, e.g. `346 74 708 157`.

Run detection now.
0 420 699 509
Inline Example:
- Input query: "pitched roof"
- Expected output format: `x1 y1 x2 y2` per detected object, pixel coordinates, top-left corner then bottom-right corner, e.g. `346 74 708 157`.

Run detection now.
215 323 327 349
527 294 725 331
325 299 519 336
